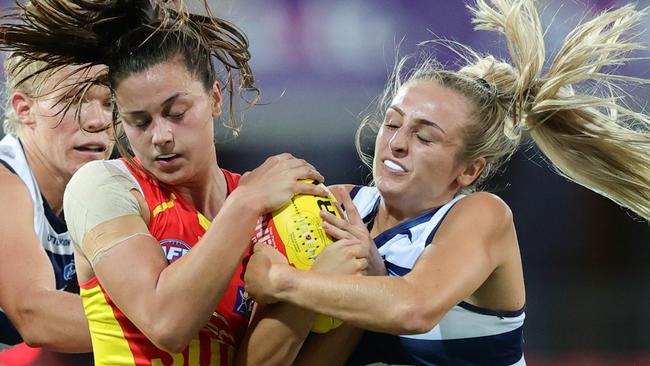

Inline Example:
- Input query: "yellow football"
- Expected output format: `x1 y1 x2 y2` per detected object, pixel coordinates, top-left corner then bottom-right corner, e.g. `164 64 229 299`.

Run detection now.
251 180 344 333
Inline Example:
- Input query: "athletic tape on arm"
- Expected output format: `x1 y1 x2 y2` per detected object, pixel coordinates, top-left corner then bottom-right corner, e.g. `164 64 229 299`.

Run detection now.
63 161 152 266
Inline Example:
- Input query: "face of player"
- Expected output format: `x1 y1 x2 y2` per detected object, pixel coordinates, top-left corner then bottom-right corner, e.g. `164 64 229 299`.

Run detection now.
115 57 222 186
20 65 114 180
372 79 479 211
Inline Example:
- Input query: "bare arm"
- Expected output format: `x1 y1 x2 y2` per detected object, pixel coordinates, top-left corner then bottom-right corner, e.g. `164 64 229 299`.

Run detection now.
93 191 260 353
238 183 380 365
235 302 316 366
85 154 328 353
0 171 91 352
294 324 363 366
246 192 518 334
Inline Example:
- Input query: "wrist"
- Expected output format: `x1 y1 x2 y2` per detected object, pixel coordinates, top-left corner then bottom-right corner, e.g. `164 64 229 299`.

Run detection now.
269 264 297 301
227 189 265 217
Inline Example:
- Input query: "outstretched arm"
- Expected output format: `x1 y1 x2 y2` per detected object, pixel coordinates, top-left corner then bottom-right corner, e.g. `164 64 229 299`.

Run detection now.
246 192 518 334
238 185 381 364
238 237 372 364
238 184 377 365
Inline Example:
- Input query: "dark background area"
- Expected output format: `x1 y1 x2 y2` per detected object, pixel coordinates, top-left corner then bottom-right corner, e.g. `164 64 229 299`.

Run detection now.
1 0 648 364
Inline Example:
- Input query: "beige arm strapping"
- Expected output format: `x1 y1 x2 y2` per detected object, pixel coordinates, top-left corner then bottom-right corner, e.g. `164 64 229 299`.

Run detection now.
63 160 153 266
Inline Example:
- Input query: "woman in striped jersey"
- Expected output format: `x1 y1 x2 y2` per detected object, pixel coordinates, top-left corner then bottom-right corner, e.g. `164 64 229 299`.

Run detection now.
0 55 112 365
244 1 650 365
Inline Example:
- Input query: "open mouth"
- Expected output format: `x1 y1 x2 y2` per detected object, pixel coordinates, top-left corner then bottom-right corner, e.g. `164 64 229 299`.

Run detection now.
74 144 107 153
156 153 179 162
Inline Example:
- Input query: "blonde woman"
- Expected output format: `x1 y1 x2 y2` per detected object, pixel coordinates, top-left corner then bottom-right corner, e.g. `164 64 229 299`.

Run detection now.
244 1 650 365
0 53 113 363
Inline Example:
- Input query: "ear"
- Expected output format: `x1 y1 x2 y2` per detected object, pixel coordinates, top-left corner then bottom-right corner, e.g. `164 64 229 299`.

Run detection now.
11 92 35 129
210 80 222 118
456 157 487 188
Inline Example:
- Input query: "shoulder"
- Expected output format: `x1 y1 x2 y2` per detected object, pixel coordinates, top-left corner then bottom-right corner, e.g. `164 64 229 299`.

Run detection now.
0 166 31 207
0 166 36 239
68 159 141 196
64 160 146 244
64 159 142 215
69 160 133 187
456 192 512 219
443 192 514 241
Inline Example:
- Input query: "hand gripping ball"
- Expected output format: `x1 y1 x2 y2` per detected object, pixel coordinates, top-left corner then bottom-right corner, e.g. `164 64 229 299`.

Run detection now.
251 180 344 333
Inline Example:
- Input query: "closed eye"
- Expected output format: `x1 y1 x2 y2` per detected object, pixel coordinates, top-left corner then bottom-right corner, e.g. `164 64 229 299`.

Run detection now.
128 118 151 129
167 111 186 121
384 122 400 130
416 135 434 144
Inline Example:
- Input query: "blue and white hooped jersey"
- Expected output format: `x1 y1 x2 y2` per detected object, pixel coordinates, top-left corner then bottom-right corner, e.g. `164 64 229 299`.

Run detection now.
0 134 74 344
347 186 526 366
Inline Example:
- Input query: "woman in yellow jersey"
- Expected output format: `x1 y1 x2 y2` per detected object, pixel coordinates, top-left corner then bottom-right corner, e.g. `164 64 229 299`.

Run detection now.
0 1 363 365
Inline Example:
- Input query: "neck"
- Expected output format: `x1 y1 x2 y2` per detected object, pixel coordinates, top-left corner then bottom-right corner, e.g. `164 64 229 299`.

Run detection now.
374 190 457 233
20 136 68 216
174 163 226 220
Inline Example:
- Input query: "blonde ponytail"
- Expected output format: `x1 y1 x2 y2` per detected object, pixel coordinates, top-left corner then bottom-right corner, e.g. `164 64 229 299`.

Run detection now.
469 0 650 221
357 0 650 221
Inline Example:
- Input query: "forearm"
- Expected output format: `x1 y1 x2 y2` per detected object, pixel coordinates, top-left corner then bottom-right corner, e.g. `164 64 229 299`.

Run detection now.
273 267 434 334
236 303 316 366
294 324 363 366
13 289 91 353
146 195 261 344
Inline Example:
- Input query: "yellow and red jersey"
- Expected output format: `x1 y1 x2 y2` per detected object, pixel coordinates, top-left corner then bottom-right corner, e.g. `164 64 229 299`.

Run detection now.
79 160 252 366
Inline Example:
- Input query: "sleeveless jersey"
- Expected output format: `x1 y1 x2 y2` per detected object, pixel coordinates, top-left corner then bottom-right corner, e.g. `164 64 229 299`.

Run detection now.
78 159 253 366
347 186 526 366
0 134 74 345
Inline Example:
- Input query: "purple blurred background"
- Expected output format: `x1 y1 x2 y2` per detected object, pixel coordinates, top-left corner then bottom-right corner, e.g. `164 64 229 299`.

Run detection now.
1 0 649 365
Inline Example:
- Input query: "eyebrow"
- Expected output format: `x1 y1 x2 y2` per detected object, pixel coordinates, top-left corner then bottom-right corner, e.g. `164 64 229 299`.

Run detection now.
388 105 447 135
121 92 188 115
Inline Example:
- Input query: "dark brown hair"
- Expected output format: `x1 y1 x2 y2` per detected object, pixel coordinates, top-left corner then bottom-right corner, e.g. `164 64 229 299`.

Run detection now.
1 0 258 162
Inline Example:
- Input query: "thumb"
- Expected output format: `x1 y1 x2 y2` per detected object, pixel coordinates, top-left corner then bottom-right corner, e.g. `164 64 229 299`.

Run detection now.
253 242 268 253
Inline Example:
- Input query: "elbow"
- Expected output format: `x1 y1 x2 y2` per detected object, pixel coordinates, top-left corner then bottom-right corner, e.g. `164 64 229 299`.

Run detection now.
393 299 443 335
147 321 193 354
21 329 47 349
14 305 49 348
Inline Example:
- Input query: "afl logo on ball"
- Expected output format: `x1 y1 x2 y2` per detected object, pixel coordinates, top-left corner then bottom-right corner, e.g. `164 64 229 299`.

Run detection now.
160 239 191 263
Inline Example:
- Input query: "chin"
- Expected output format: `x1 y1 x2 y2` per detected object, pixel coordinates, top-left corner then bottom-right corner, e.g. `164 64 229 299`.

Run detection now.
151 168 189 186
375 177 403 197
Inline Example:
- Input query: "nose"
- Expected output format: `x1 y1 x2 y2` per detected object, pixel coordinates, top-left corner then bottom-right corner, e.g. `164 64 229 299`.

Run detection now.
151 118 174 149
388 126 408 156
81 100 112 133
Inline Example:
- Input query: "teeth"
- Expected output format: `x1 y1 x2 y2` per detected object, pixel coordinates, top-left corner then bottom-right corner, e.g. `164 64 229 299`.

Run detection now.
384 160 405 172
158 154 176 159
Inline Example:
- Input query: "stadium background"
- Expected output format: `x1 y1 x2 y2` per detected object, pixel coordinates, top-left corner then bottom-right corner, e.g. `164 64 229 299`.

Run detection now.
1 0 648 364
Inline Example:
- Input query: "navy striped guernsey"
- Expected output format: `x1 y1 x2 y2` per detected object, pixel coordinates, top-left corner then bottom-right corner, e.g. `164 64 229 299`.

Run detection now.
346 186 526 366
